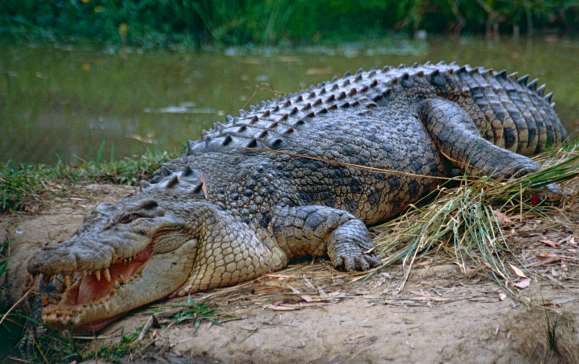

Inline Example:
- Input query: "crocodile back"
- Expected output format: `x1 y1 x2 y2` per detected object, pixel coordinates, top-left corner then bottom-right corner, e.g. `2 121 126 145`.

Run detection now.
185 62 565 159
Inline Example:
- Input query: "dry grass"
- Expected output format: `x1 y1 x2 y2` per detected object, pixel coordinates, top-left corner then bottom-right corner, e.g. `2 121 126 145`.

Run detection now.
367 147 579 297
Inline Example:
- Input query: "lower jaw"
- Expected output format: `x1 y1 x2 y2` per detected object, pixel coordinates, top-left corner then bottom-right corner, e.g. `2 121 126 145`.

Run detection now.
42 310 122 333
75 315 121 334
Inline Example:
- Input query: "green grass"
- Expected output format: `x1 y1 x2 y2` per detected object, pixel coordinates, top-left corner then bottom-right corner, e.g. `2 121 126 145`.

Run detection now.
0 241 10 282
1 0 578 47
171 295 225 333
0 149 178 212
3 317 143 364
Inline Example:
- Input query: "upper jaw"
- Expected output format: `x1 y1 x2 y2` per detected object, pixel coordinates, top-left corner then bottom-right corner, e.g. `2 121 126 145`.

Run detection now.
28 230 151 278
39 236 198 331
35 237 156 329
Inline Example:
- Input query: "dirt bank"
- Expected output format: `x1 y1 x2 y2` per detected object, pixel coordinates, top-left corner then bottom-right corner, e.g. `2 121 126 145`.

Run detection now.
1 183 578 363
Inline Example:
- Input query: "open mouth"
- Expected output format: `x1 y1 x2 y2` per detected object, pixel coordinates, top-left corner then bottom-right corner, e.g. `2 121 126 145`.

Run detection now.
39 245 153 331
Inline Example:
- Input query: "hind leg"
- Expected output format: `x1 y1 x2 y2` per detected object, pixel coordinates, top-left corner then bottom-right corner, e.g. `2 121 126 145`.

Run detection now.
418 98 540 180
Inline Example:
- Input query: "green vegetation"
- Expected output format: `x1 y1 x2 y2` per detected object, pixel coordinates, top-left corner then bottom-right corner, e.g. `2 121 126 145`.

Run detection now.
171 295 225 333
0 241 9 283
1 0 578 47
0 149 178 212
10 299 225 363
18 325 141 364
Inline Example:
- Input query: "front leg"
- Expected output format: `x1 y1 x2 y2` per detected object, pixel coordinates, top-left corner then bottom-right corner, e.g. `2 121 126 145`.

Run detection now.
173 204 288 297
269 206 380 272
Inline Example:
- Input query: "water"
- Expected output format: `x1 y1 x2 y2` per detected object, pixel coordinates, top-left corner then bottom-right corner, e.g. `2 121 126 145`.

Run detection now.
0 37 578 166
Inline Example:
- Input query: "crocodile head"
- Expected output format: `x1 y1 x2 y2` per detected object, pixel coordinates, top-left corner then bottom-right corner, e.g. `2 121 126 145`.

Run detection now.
28 171 205 332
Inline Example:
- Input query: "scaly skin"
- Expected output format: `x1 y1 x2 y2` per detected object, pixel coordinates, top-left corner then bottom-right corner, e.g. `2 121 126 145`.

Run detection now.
25 61 566 331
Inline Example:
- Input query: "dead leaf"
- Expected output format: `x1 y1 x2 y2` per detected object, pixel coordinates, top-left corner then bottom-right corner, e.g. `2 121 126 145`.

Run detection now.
410 296 448 302
23 201 42 214
350 333 366 340
263 305 300 311
301 295 330 303
493 210 512 223
540 239 560 248
509 264 527 278
499 293 507 301
287 284 330 303
569 237 577 245
265 274 292 279
514 278 531 289
536 250 558 259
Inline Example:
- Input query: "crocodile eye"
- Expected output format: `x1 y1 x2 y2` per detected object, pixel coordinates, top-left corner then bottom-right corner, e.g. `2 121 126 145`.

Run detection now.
118 213 136 224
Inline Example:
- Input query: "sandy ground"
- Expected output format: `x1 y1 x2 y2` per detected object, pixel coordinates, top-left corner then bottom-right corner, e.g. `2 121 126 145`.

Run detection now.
1 183 579 363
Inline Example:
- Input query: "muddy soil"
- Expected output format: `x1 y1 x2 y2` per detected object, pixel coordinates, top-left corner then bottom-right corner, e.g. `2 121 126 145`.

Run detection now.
1 184 578 363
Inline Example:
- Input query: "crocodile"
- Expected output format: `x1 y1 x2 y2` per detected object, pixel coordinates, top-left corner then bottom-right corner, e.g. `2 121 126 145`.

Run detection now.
23 61 566 333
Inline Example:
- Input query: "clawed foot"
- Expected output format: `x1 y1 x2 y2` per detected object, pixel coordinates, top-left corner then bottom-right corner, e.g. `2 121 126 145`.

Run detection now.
331 240 381 272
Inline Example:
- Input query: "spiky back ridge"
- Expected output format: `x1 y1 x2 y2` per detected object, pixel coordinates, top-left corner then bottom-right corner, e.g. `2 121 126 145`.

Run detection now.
184 61 564 157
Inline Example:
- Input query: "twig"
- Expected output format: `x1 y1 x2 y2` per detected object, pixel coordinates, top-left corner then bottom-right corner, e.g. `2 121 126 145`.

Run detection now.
137 314 158 342
0 287 32 327
241 147 462 181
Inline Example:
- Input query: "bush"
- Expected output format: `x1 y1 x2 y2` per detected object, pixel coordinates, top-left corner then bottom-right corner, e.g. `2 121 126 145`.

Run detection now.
0 0 578 46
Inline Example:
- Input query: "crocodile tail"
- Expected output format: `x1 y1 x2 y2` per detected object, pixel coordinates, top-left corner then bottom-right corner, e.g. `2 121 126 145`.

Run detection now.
428 64 566 156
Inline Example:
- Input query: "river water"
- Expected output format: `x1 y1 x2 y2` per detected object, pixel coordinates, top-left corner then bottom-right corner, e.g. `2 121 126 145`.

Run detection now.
0 37 578 166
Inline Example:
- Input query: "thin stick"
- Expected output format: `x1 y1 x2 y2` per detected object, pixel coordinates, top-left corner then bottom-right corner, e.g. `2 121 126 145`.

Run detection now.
241 147 461 181
137 315 156 342
0 287 32 327
25 325 50 364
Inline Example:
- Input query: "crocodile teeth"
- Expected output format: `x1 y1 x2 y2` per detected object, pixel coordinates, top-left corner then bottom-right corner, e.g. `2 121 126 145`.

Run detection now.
63 275 71 288
95 270 101 281
119 274 126 283
103 269 111 282
83 270 87 277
